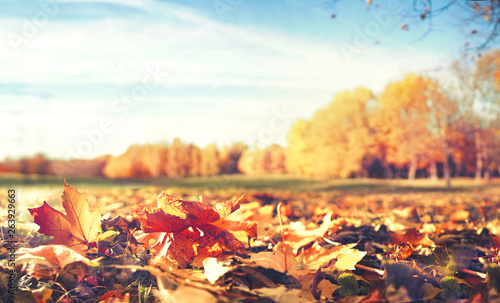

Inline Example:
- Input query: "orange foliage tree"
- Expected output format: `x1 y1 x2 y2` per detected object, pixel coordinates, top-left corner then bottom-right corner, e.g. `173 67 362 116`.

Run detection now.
471 50 500 179
373 73 436 181
103 144 167 178
238 144 286 175
200 143 220 176
219 142 246 174
286 87 375 178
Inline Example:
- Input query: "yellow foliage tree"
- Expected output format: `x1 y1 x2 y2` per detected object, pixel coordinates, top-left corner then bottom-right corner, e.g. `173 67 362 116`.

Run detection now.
373 73 435 181
286 87 375 178
200 143 220 176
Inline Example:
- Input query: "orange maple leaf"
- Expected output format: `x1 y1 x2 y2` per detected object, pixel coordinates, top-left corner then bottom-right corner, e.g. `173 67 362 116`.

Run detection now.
28 181 101 253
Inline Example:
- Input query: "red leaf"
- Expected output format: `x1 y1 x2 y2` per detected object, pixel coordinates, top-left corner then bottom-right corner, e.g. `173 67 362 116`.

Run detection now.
134 194 255 266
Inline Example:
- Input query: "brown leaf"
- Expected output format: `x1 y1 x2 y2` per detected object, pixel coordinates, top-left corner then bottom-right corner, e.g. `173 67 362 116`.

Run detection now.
250 243 298 273
391 229 433 246
99 290 130 303
17 245 93 280
28 181 101 253
311 269 325 300
31 287 53 303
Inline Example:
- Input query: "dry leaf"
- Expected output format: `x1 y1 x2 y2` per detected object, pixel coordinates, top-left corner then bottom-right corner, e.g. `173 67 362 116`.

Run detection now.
28 181 101 253
203 257 233 284
255 286 316 303
17 245 93 280
250 243 298 273
306 243 366 270
31 286 53 303
451 210 469 222
133 193 255 266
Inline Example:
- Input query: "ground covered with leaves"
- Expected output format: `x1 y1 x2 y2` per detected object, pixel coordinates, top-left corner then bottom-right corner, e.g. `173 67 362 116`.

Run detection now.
1 181 500 302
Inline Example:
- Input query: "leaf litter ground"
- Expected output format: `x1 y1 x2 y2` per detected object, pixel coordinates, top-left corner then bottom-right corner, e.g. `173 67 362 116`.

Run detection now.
1 182 500 302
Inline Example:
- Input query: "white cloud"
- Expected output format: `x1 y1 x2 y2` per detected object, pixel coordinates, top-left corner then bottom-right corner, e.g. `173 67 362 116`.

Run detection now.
54 0 151 8
0 3 449 160
0 5 444 90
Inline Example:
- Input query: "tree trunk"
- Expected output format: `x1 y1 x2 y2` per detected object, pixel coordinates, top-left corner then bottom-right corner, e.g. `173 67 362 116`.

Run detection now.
481 139 490 181
475 130 483 181
429 159 438 182
381 157 393 179
443 149 451 188
408 156 417 182
453 159 462 177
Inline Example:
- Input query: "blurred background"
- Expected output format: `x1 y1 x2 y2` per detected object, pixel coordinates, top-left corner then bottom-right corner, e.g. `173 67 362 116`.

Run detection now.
0 0 499 185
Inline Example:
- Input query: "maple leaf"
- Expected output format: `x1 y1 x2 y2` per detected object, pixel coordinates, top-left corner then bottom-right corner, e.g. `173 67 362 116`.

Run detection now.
134 193 221 233
390 228 434 247
133 194 256 267
28 181 101 253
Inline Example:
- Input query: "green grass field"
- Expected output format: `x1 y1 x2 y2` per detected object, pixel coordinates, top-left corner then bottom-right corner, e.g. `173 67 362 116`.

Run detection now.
1 174 499 193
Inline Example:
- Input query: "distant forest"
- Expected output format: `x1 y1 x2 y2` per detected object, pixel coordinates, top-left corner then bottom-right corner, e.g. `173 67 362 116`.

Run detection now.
2 51 499 181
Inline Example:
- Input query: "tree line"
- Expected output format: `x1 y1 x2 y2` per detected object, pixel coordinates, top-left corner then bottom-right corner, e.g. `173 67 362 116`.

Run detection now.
286 51 500 184
1 51 499 182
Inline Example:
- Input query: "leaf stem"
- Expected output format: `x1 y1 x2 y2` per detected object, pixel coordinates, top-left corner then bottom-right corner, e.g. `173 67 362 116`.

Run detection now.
277 202 288 273
355 264 385 275
460 269 487 279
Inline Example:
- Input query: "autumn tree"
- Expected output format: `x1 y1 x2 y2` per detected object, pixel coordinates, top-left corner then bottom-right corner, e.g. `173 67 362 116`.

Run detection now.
267 144 287 174
424 78 465 187
137 144 167 177
200 143 220 176
286 87 375 178
285 119 315 176
52 156 109 178
471 50 500 179
103 144 167 178
165 138 192 177
18 153 50 176
102 146 136 178
219 142 246 174
449 51 500 180
238 144 286 175
373 73 437 182
189 145 202 176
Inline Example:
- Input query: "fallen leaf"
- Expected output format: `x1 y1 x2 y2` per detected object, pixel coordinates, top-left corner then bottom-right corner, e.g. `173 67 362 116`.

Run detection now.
451 210 469 222
203 257 233 284
17 245 93 280
133 193 254 266
28 181 101 253
250 243 298 273
31 286 53 303
307 243 366 270
99 290 130 303
255 286 316 303
390 229 434 246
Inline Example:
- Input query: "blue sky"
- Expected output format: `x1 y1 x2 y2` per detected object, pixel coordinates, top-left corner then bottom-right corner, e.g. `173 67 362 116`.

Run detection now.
0 0 485 160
